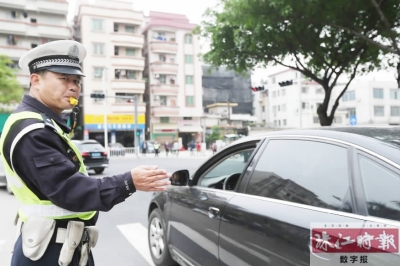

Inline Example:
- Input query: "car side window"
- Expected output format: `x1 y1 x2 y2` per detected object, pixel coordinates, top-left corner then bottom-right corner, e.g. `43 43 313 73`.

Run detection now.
358 155 400 222
246 139 353 213
198 148 255 190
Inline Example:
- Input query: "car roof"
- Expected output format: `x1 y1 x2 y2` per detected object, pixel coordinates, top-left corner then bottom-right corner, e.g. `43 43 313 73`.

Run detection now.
235 127 400 166
72 139 101 145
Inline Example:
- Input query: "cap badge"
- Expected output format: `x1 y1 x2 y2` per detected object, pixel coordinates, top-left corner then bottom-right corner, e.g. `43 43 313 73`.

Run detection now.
68 45 79 59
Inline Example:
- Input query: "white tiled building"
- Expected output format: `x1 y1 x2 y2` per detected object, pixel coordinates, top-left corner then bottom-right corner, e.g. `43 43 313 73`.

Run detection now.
74 0 146 147
332 80 400 125
142 12 203 146
0 0 71 91
263 69 346 129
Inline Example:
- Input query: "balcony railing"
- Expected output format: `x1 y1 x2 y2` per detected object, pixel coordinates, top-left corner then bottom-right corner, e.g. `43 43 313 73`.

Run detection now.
151 84 179 95
150 41 178 54
0 20 70 39
111 79 145 94
110 33 144 46
111 56 145 69
152 106 180 117
150 62 178 74
0 46 28 60
0 0 67 14
111 103 146 114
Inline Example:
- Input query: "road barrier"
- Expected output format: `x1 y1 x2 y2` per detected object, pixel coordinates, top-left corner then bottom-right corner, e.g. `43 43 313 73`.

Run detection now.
109 147 136 157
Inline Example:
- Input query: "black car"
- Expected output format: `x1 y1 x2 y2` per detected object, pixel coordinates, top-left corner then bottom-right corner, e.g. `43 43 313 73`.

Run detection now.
72 140 109 174
147 127 400 266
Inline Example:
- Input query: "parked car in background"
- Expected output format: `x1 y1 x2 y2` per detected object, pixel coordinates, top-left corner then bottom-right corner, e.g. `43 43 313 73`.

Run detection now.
72 139 109 174
146 140 155 153
148 127 400 266
109 142 125 156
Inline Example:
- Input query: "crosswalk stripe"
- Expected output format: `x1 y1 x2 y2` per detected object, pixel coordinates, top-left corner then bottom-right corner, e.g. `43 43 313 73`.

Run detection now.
117 223 155 266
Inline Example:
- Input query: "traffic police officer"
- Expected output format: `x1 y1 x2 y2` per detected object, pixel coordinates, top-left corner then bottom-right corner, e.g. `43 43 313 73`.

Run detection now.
0 40 171 266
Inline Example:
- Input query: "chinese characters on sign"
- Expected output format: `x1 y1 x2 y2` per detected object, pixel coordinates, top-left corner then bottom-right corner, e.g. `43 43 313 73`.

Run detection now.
310 223 399 266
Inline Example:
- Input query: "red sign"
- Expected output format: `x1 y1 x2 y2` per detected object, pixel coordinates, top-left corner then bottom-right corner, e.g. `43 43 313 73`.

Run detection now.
311 228 399 253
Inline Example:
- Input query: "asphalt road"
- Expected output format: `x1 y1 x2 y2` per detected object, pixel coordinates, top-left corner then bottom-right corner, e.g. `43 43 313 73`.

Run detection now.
0 154 208 266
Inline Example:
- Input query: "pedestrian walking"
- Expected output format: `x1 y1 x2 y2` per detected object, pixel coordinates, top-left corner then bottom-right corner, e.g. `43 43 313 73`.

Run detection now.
154 141 160 157
142 141 147 157
164 141 170 156
0 40 171 266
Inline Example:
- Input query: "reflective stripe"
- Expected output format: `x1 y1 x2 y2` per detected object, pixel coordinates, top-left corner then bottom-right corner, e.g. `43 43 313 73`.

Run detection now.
20 204 89 218
10 123 45 173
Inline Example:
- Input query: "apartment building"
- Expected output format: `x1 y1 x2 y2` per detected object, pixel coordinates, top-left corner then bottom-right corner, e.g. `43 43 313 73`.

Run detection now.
0 0 71 92
332 80 400 125
263 68 346 128
142 12 203 146
74 0 146 147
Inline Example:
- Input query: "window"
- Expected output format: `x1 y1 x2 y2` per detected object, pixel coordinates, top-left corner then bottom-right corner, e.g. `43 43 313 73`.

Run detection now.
302 102 309 109
30 18 37 23
115 69 137 79
126 70 136 79
346 108 356 118
114 46 119 56
93 67 103 79
313 116 319 124
159 54 166 62
31 43 37 48
125 25 136 33
186 96 194 106
390 89 399 100
126 48 136 56
183 117 192 120
93 43 104 55
92 90 103 102
185 54 193 64
316 88 323 94
185 75 194 85
334 116 342 123
301 87 308 93
184 34 192 44
7 35 17 45
11 11 17 18
160 96 167 106
283 119 287 126
342 91 355 101
358 155 400 221
246 140 352 212
160 117 169 123
373 88 384 99
115 92 134 103
159 75 166 84
374 106 384 116
282 104 286 112
262 106 265 112
198 148 256 188
92 19 103 31
281 89 286 96
391 106 400 116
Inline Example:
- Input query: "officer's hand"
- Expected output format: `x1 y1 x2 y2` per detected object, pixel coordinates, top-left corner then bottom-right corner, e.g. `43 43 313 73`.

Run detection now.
131 165 171 191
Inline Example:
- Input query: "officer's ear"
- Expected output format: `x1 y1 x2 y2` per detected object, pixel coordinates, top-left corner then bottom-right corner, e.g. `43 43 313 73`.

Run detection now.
30 73 41 88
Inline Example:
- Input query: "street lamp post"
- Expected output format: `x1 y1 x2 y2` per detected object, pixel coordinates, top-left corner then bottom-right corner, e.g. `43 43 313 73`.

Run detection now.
133 95 139 158
102 68 108 152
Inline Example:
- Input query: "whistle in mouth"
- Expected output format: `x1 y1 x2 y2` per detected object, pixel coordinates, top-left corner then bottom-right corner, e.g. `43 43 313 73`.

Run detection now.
69 97 79 105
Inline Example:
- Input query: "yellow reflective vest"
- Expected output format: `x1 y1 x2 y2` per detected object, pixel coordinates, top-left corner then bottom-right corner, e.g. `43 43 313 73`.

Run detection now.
0 111 97 222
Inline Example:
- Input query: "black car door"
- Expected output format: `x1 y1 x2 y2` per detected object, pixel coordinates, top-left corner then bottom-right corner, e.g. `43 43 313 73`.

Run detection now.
218 137 371 266
167 140 261 266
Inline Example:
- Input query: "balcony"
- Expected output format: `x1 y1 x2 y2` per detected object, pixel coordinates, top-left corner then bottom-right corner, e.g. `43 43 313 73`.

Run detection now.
110 33 144 46
150 41 178 54
0 46 28 60
111 56 145 69
151 84 179 95
110 102 146 114
111 79 145 94
0 20 70 39
152 106 180 117
36 0 68 15
0 0 25 8
151 62 178 74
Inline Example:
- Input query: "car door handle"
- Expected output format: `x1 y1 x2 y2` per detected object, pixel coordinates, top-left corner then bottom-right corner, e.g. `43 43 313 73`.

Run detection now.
208 207 220 215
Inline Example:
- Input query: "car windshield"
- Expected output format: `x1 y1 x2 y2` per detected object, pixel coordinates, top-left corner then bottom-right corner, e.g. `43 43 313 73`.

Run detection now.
78 143 105 152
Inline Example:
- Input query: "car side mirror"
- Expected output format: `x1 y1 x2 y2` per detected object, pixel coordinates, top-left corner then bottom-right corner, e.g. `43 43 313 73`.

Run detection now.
170 170 190 186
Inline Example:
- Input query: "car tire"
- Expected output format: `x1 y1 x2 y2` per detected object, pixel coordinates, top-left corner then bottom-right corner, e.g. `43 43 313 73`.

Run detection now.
6 182 13 195
148 209 177 266
94 168 104 174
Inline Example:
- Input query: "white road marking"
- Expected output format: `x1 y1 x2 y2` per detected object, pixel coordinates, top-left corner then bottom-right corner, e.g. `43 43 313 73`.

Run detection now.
117 223 155 266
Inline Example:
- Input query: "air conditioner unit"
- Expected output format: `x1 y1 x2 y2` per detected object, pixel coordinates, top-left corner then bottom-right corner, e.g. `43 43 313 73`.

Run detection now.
154 73 160 78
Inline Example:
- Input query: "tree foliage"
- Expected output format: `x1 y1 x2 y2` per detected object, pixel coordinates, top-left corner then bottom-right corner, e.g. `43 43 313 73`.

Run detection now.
197 0 386 125
0 55 24 104
206 125 222 146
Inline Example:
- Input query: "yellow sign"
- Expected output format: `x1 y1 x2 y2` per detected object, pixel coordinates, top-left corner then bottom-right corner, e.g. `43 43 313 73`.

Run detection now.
84 114 145 124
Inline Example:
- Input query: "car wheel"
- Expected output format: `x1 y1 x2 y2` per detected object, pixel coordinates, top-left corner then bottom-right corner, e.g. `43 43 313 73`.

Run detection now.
148 209 176 266
6 182 13 195
94 168 104 174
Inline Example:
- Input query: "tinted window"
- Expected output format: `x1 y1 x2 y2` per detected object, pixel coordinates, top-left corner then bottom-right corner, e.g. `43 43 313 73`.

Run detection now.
78 143 105 152
358 155 400 221
198 149 255 189
246 140 352 212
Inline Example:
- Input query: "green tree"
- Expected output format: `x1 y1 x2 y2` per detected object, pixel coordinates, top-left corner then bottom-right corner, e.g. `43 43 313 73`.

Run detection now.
0 55 24 104
206 125 222 146
197 0 384 125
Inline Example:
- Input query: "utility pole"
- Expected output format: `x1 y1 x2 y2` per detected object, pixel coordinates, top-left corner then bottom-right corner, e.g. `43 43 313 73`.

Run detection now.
227 100 231 126
102 68 108 152
133 95 139 158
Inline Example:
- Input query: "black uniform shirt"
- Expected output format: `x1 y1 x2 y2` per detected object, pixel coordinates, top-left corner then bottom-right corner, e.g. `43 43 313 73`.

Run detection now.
2 95 136 225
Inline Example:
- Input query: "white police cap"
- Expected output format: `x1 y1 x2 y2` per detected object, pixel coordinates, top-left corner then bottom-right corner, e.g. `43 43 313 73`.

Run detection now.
19 40 86 77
